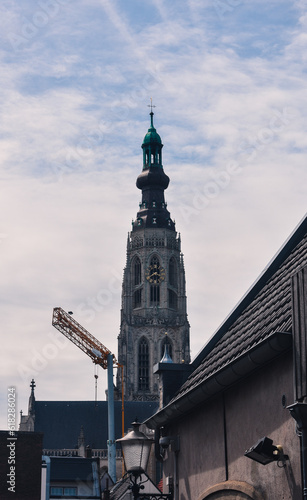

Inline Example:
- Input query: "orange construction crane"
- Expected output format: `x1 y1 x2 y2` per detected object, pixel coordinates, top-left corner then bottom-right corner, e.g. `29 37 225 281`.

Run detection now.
52 307 124 482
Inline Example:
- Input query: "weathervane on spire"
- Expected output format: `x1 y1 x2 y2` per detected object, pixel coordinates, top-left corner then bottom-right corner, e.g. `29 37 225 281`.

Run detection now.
147 98 156 128
147 97 156 114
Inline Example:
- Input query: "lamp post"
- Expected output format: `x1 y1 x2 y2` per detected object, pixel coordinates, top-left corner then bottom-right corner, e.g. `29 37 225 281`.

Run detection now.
116 421 173 500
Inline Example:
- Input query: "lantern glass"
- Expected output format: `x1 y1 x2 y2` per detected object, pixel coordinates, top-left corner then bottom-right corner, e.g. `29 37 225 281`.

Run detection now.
117 421 153 475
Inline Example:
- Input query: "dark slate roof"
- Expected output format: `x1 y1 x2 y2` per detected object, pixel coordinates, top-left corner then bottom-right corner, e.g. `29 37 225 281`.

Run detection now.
50 457 98 481
35 400 158 449
146 214 307 426
110 475 132 500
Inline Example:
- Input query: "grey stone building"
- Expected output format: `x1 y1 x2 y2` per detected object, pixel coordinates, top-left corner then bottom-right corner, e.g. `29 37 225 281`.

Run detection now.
116 111 190 402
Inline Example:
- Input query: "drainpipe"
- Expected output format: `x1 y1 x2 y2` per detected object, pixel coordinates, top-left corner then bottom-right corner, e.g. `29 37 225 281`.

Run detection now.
107 354 116 484
287 402 307 500
173 443 179 500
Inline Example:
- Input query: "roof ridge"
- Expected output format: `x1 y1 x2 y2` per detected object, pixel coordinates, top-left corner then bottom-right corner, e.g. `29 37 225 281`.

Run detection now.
192 213 307 368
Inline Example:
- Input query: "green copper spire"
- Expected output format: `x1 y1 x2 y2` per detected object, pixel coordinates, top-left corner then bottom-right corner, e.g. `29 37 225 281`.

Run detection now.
133 110 174 232
142 112 162 146
142 108 163 169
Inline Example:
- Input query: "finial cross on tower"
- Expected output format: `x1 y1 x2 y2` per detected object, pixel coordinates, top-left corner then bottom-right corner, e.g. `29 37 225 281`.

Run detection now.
147 97 156 114
30 379 36 391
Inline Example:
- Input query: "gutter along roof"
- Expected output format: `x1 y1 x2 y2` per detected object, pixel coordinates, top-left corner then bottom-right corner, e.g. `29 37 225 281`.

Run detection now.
145 214 307 429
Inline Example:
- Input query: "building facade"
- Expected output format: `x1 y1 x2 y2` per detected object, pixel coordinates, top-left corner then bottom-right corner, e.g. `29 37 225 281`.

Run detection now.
146 215 307 500
117 111 190 402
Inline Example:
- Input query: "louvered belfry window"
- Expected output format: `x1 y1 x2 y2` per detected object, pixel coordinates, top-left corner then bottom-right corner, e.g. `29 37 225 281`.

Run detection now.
150 284 160 304
138 337 149 391
150 256 160 305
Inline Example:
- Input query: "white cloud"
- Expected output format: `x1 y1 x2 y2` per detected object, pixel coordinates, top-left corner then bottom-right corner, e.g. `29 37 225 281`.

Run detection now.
1 0 307 430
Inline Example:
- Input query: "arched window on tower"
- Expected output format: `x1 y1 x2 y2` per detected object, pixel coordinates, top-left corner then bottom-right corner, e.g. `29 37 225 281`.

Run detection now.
168 289 177 310
133 257 142 286
169 257 178 288
150 284 160 304
149 256 161 305
151 256 159 267
132 257 142 309
133 289 142 308
138 337 149 391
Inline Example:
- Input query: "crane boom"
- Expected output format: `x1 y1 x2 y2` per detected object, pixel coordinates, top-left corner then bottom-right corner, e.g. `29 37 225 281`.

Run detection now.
52 307 118 369
51 306 124 483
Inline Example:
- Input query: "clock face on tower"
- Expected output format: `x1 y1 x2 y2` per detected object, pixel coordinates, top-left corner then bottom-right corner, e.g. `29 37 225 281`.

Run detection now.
145 264 166 284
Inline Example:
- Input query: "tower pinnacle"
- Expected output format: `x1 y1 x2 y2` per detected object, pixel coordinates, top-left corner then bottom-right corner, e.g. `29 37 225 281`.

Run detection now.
116 113 190 402
133 112 174 231
28 379 36 415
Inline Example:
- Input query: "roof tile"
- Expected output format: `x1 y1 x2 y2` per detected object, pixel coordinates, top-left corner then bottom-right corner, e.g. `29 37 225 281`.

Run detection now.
172 231 307 404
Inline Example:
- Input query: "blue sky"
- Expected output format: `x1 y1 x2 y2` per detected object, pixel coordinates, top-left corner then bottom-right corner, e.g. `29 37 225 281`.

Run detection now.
1 0 307 430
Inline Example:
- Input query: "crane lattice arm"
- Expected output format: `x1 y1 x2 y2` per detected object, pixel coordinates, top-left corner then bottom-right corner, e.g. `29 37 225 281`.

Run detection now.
52 307 118 369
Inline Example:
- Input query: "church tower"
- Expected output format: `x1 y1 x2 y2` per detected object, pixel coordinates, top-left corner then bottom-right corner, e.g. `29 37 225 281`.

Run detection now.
117 110 190 401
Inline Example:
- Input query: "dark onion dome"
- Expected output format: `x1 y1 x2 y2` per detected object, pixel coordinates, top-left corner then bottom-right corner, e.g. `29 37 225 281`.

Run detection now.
138 111 168 190
133 111 175 231
136 167 169 190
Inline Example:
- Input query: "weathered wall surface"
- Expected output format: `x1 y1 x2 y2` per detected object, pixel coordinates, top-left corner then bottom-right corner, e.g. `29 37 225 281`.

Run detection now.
225 352 300 500
163 352 301 500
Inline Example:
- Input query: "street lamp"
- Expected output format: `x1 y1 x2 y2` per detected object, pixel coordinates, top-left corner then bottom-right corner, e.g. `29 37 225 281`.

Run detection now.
116 421 173 499
116 420 154 498
117 420 154 476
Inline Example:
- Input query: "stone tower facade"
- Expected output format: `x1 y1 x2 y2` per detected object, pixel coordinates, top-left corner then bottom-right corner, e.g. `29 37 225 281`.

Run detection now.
117 112 190 402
